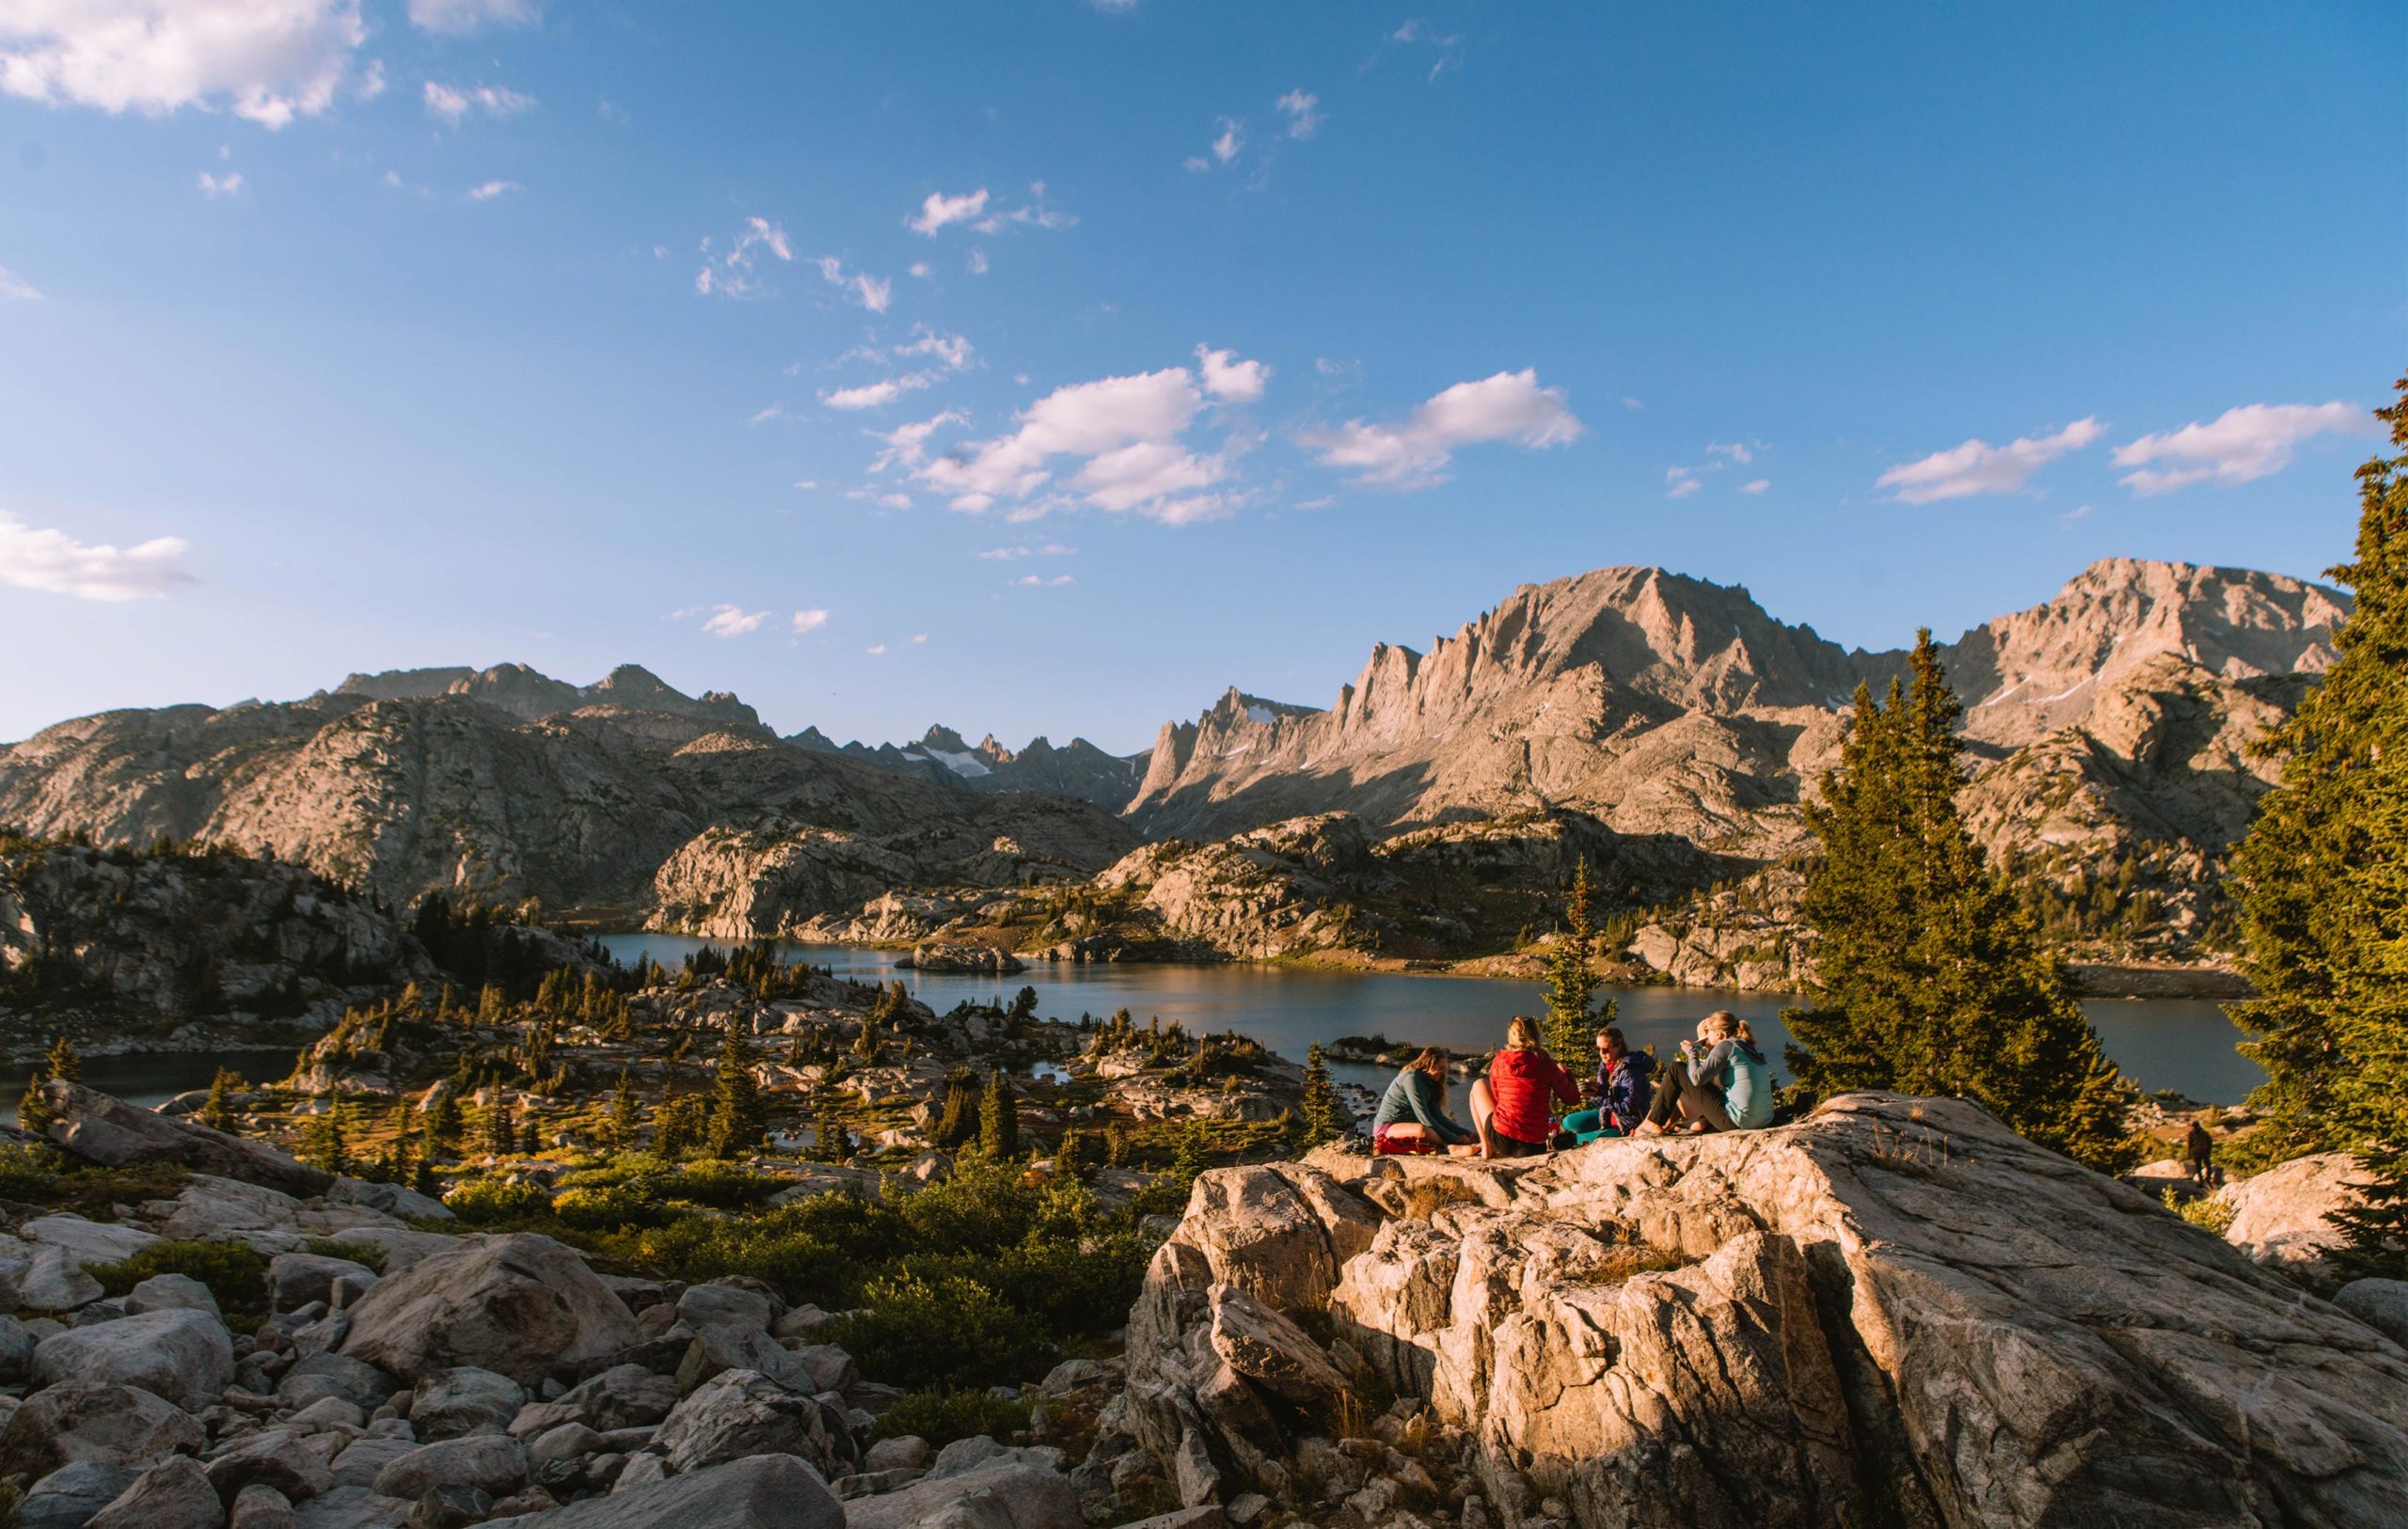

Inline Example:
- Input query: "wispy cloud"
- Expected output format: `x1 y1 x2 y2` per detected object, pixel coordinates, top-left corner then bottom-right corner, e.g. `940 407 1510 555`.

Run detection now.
1303 369 1583 490
466 180 522 201
1275 89 1323 138
0 266 40 301
2112 402 2369 496
423 81 534 123
791 608 830 634
910 188 988 236
694 216 793 298
1013 573 1076 588
816 255 891 313
1188 117 1245 171
408 0 539 35
689 605 768 638
1875 418 2101 504
197 170 245 197
1737 479 1770 496
976 544 1076 560
868 412 967 473
0 512 193 601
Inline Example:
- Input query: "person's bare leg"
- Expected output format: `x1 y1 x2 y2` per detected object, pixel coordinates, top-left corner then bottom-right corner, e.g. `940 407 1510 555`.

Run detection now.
1386 1122 1434 1148
1469 1079 1497 1159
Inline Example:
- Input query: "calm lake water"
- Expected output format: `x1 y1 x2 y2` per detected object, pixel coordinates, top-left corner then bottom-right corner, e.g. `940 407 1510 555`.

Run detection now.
1 1048 300 1126
600 935 2269 1106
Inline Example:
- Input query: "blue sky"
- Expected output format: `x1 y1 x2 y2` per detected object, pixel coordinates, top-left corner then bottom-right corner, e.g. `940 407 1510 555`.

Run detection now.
1 1 2400 752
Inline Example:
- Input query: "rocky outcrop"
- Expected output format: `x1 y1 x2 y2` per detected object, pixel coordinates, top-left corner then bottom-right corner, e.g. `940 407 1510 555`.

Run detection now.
339 1234 644 1385
2216 1150 2373 1283
1122 1094 2408 1527
38 1080 333 1196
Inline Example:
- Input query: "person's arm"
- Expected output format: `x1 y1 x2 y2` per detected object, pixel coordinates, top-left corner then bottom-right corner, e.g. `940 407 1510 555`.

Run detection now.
1408 1071 1474 1142
1550 1058 1581 1111
1688 1040 1735 1087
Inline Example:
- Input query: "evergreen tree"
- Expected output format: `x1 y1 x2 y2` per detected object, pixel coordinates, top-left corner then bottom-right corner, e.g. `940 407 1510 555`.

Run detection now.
1541 862 1616 1064
1296 1043 1339 1149
708 1024 768 1159
303 1096 350 1174
424 1091 465 1159
933 1070 981 1149
2225 378 2408 1274
1106 1123 1129 1168
482 1099 515 1159
200 1068 241 1134
656 1094 709 1158
43 1036 80 1085
608 1068 641 1148
519 1113 543 1156
1783 632 2136 1171
980 1070 1020 1159
813 1097 851 1163
385 1100 415 1183
413 1159 438 1198
1055 1127 1089 1181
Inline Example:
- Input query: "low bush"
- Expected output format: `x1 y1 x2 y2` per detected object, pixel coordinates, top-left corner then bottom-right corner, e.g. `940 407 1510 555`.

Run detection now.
0 1143 61 1201
304 1237 390 1274
868 1388 1031 1449
90 1239 271 1324
443 1176 555 1224
832 1273 1055 1393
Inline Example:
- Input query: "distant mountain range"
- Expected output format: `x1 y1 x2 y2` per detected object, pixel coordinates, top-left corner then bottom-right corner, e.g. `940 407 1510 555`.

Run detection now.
0 558 2345 979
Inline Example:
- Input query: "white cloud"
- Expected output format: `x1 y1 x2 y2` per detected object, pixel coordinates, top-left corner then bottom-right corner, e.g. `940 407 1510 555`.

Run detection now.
696 605 768 638
1706 441 1752 465
916 365 1223 520
466 179 520 201
972 181 1073 234
792 480 818 491
694 216 792 298
0 0 369 129
0 511 192 600
1667 477 1701 500
1212 118 1244 164
1875 418 2102 504
747 403 786 426
976 544 1074 560
1092 0 1136 10
407 0 537 34
865 643 887 656
895 328 974 370
2111 402 2368 496
1196 344 1269 403
816 255 891 313
965 248 989 276
1275 88 1322 139
197 169 244 197
910 187 988 236
0 265 40 301
424 80 532 123
910 633 927 644
1738 479 1769 495
868 412 965 473
791 608 830 634
1302 369 1584 489
822 377 930 412
908 261 931 279
1013 574 1075 588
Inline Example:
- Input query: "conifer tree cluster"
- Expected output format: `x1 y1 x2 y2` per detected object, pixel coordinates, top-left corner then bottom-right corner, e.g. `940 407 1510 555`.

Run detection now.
17 1035 79 1135
2226 377 2408 1275
200 1068 241 1134
813 1098 851 1164
708 1023 768 1159
303 1096 350 1174
1783 634 2135 1171
934 1070 982 1149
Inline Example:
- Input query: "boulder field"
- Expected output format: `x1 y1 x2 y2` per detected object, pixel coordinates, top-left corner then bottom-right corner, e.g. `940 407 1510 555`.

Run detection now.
1117 1093 2408 1528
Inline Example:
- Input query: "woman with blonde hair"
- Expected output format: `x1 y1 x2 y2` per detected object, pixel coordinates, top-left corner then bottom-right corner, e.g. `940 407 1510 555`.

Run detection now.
1371 1047 1479 1156
1469 1015 1579 1159
1637 1010 1773 1133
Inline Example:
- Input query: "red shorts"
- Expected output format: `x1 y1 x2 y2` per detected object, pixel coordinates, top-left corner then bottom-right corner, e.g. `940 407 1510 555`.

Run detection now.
1373 1123 1440 1156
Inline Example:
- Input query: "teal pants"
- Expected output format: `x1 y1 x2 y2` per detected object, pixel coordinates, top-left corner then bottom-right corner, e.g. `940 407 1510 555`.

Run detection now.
1561 1109 1624 1144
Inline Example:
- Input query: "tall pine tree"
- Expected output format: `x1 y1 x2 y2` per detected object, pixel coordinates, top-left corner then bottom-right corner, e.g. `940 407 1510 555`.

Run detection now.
1784 632 2136 1171
980 1069 1021 1159
1542 861 1617 1064
2226 377 2408 1275
1296 1043 1339 1149
708 1023 768 1159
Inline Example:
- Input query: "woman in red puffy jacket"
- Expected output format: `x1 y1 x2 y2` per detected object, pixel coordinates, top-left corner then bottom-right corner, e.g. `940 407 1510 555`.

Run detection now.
1469 1015 1580 1159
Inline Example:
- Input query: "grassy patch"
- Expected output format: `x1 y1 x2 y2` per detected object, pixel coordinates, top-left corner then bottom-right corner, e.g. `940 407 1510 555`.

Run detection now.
868 1389 1032 1449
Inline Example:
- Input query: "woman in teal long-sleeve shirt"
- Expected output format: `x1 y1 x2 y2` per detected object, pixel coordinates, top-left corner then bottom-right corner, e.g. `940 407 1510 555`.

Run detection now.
1371 1048 1479 1156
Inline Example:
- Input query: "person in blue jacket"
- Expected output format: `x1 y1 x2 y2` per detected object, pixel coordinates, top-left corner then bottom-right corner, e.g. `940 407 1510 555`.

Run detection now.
1562 1026 1655 1143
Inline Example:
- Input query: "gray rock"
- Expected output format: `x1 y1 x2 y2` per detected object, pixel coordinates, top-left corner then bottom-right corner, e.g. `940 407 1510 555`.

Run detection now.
527 1423 602 1468
843 1461 1082 1529
87 1457 225 1529
33 1309 235 1411
37 1083 332 1197
528 1453 841 1528
555 1364 676 1431
229 1484 298 1529
19 1461 143 1529
286 1398 365 1432
275 1353 401 1411
0 1382 205 1477
654 1370 852 1477
18 1245 106 1311
863 1435 930 1472
20 1217 163 1269
292 1484 413 1529
0 1313 35 1382
205 1431 334 1503
2337 1278 2408 1348
325 1178 453 1224
610 1453 667 1494
1116 1509 1226 1529
404 1483 488 1529
125 1275 223 1323
341 1236 641 1387
371 1435 529 1501
928 1439 1064 1480
408 1369 524 1441
327 1434 417 1491
270 1255 380 1316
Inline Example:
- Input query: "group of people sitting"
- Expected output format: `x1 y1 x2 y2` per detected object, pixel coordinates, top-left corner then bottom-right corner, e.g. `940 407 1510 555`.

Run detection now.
1370 1011 1775 1159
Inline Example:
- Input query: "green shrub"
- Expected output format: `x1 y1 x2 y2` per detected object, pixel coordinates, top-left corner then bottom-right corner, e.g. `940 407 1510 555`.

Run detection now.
672 1159 784 1209
832 1272 1055 1393
869 1388 1031 1449
303 1237 390 1274
90 1239 271 1324
554 1180 675 1231
0 1142 61 1201
443 1176 555 1224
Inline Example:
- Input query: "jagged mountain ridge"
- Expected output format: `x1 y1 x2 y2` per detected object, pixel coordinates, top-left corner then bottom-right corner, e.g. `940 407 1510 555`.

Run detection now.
788 723 1145 808
1126 558 2344 852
